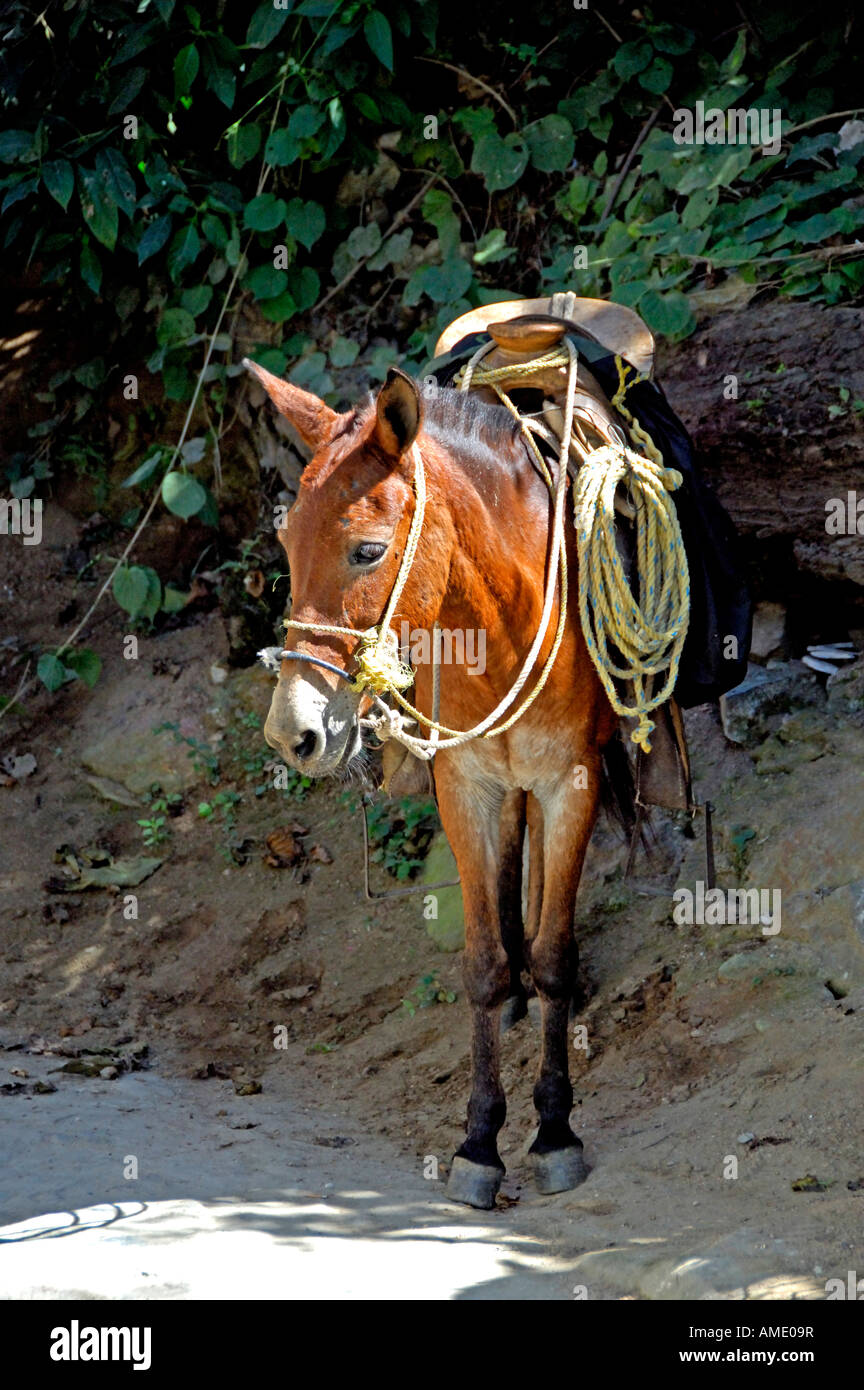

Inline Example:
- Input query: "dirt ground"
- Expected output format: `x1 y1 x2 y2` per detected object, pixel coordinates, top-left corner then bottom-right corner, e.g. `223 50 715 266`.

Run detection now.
1 503 863 1300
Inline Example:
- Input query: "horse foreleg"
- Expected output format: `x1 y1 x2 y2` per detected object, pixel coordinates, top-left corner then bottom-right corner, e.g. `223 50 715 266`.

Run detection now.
436 770 510 1209
525 769 599 1194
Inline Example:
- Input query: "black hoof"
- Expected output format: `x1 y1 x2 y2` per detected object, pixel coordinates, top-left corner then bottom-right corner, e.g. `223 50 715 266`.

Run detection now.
446 1156 503 1209
531 1145 588 1195
500 994 528 1033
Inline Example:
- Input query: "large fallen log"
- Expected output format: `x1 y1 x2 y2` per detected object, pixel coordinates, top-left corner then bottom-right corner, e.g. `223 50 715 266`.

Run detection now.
658 302 864 589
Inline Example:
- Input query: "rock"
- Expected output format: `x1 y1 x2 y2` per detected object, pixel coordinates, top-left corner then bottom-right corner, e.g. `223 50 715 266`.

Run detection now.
659 302 864 590
84 775 142 808
421 834 463 952
720 661 822 746
753 708 834 773
717 952 763 982
57 1058 107 1077
81 726 200 797
1 751 37 781
749 601 786 659
233 1079 262 1096
826 655 864 722
570 1228 823 1300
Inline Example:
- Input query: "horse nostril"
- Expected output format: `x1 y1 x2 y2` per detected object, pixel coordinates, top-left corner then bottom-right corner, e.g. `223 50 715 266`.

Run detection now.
293 729 318 761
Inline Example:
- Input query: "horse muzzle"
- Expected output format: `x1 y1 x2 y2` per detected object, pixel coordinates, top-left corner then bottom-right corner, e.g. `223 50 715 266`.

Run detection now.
264 669 361 776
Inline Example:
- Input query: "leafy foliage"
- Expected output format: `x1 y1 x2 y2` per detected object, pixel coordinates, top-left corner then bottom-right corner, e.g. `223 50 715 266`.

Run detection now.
0 1 860 692
366 795 440 879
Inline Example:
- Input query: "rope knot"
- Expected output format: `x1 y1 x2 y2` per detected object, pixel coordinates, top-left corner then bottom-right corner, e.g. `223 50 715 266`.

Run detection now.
352 627 414 695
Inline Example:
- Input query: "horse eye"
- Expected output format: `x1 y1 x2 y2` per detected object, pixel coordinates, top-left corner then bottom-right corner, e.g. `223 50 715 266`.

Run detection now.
351 541 387 566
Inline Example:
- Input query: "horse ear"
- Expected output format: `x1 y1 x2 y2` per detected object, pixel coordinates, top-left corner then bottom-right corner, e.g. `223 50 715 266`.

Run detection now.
374 367 421 458
243 358 338 448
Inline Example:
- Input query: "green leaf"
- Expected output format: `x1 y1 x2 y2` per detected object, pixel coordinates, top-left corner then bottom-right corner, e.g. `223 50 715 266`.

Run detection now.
64 648 102 688
78 166 118 251
346 223 382 259
95 147 137 218
639 57 673 94
524 115 574 173
649 23 693 55
246 1 292 47
722 30 747 77
263 129 299 166
367 227 412 271
2 174 38 214
161 472 207 519
167 222 201 278
422 189 460 258
364 11 393 71
201 212 227 248
284 198 325 250
205 58 236 110
174 44 200 99
180 435 208 463
329 335 359 368
288 265 320 312
471 132 528 192
258 290 296 323
162 586 189 613
227 123 261 169
37 653 70 693
613 41 653 80
122 451 164 488
407 259 473 305
639 289 695 339
288 105 325 141
246 263 287 300
244 193 286 232
73 357 105 390
139 567 163 622
180 284 212 315
137 213 172 264
157 306 196 344
79 240 102 294
108 65 148 117
353 92 381 122
42 159 74 210
0 130 35 163
473 229 514 264
113 565 151 618
793 208 856 245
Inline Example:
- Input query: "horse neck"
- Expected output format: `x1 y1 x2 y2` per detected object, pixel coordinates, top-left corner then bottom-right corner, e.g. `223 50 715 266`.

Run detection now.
413 428 543 640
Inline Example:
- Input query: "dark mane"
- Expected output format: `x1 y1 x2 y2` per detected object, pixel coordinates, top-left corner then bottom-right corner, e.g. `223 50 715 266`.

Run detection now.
342 380 525 474
420 381 522 456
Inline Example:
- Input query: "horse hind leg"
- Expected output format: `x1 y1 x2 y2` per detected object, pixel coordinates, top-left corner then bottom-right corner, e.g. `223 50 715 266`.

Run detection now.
498 790 528 1034
524 775 599 1194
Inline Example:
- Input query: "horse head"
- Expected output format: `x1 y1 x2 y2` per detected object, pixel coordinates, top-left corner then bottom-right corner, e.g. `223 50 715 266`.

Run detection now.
246 359 433 777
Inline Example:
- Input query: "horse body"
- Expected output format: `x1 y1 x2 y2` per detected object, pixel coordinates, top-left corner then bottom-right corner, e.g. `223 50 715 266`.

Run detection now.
251 360 618 1208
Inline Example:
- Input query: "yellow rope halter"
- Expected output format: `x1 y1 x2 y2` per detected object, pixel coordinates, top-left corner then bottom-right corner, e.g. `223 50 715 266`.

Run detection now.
282 442 426 697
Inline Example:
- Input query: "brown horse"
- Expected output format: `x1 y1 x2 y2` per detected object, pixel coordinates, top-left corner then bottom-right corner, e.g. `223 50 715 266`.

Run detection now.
248 359 626 1209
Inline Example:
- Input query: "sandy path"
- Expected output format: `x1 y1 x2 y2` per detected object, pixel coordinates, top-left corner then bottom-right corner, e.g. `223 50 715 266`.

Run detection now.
1 1043 855 1301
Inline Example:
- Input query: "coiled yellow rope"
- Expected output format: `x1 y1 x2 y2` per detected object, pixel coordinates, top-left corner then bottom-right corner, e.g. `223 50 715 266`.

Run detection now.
572 355 690 752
